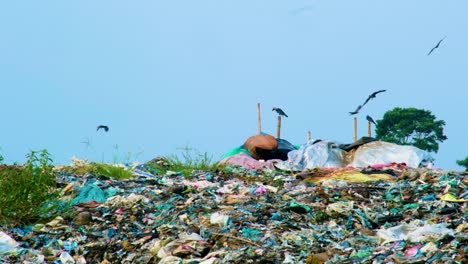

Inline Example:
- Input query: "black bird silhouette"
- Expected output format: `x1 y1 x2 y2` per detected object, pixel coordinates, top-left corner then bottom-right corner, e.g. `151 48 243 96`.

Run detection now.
349 105 362 115
427 37 446 56
363 90 386 106
366 115 376 125
96 125 109 132
272 107 288 118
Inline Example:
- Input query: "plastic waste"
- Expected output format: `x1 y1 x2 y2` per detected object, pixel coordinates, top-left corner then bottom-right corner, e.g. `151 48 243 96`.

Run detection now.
1 155 466 263
71 183 108 205
243 134 278 160
377 223 456 244
256 138 296 161
349 141 434 168
60 251 75 264
277 139 346 170
0 232 19 255
218 153 279 170
210 212 231 227
221 147 251 160
440 193 467 202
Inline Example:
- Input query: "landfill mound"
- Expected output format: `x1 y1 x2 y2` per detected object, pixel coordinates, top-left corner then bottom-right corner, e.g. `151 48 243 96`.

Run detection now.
0 158 467 264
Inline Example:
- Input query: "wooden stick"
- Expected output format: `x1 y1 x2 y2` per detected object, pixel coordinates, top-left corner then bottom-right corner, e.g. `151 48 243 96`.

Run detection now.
368 122 372 137
213 233 261 247
354 117 357 142
307 131 311 141
257 103 261 135
276 116 281 138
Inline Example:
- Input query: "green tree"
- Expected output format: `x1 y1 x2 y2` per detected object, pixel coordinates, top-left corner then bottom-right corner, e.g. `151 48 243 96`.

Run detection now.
375 107 447 152
456 157 468 171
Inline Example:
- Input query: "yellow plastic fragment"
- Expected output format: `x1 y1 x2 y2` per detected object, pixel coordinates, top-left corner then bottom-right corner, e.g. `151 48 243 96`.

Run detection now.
308 170 394 184
440 193 467 202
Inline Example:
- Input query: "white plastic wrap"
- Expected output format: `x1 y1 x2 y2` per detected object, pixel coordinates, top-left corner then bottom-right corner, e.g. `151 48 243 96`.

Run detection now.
276 140 346 171
377 223 455 244
349 141 433 168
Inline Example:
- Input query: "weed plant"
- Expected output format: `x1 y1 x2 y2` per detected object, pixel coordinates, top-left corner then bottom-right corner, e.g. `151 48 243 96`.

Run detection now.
146 146 218 177
93 163 134 180
0 150 61 226
61 161 134 180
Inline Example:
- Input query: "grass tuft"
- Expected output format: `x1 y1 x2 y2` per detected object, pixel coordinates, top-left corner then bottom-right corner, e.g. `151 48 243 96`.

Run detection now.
59 159 134 180
145 146 219 177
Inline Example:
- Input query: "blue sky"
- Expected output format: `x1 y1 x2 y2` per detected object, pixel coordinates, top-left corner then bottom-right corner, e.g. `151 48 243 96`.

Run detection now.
1 1 467 170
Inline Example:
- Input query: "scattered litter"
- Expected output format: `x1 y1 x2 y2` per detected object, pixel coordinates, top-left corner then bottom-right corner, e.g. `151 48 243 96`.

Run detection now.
0 154 466 263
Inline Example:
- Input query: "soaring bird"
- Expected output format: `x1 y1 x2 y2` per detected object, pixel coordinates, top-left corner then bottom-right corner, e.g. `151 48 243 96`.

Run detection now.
349 105 362 115
272 107 288 118
366 115 376 125
427 37 446 56
96 125 109 132
363 90 386 106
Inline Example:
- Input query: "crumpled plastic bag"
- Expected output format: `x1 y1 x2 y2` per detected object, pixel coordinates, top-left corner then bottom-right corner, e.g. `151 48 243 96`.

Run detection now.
105 193 148 207
218 153 280 170
349 141 433 168
0 232 19 255
277 140 346 170
210 212 231 227
377 223 456 244
71 183 119 205
326 201 354 216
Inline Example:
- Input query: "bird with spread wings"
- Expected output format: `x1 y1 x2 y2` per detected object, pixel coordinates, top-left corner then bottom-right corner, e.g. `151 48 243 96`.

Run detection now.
363 90 386 106
349 105 362 115
428 37 446 56
97 125 109 132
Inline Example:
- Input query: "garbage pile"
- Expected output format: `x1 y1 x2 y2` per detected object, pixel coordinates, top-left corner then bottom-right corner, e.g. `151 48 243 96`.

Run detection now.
1 156 466 263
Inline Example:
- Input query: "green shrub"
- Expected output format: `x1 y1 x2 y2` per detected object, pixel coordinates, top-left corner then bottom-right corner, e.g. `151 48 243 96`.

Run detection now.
0 150 60 226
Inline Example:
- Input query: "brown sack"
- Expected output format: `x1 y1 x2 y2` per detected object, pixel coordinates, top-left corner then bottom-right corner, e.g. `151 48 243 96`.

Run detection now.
243 134 278 160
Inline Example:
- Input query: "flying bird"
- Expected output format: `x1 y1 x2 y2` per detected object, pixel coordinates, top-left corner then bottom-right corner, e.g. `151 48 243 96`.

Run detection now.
349 105 362 115
363 90 386 106
366 115 376 125
427 37 446 56
81 138 91 147
96 125 109 132
272 107 288 118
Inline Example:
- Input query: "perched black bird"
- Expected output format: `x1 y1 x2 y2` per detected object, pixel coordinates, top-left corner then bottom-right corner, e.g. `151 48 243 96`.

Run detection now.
349 105 362 115
428 37 446 56
363 90 386 106
96 125 109 132
366 115 376 125
272 107 288 118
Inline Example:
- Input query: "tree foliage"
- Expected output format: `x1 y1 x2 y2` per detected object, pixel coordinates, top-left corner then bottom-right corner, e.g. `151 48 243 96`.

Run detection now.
456 157 468 171
375 107 447 152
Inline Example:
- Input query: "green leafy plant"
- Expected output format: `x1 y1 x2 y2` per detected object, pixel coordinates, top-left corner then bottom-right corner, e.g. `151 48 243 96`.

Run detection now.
375 107 447 152
0 150 61 226
456 157 468 171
